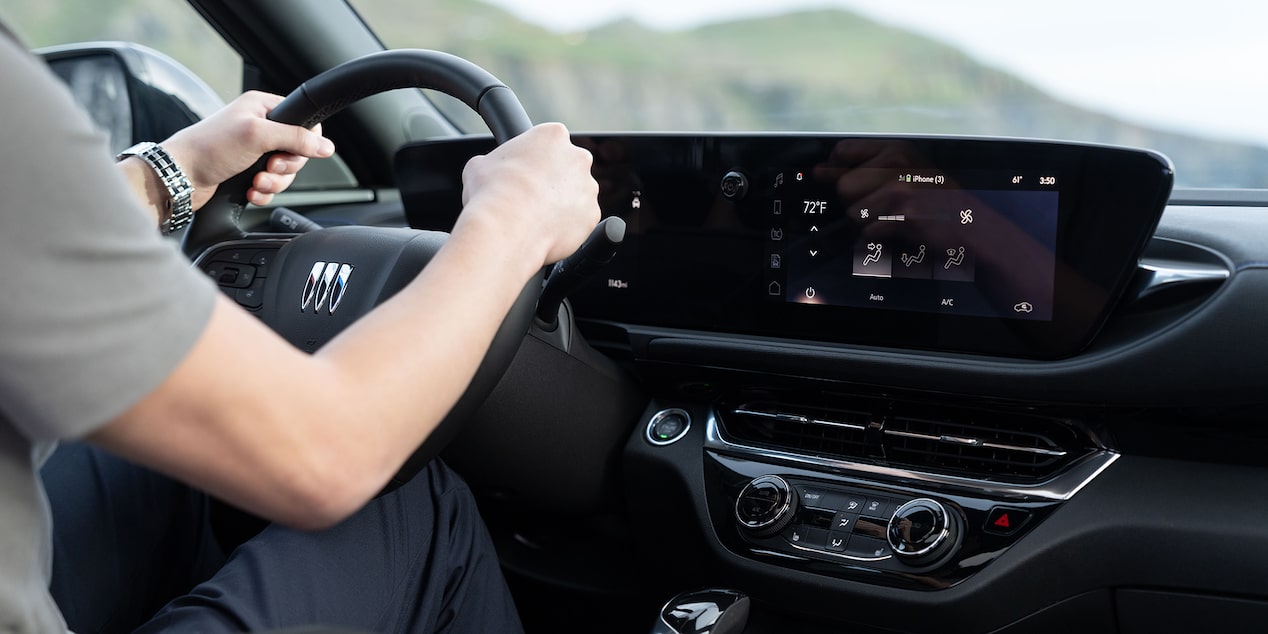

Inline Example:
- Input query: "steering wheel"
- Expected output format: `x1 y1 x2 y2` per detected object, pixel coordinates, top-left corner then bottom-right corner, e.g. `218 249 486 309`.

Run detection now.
181 50 538 489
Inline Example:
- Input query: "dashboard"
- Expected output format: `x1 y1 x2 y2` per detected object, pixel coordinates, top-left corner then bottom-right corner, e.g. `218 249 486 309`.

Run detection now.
401 134 1171 358
396 133 1268 632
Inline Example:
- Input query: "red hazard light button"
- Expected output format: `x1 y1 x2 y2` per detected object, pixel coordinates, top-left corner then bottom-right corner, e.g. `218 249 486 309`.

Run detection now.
983 507 1031 536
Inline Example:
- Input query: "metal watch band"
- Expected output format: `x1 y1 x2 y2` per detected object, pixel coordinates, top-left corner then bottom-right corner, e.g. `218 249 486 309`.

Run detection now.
117 141 195 234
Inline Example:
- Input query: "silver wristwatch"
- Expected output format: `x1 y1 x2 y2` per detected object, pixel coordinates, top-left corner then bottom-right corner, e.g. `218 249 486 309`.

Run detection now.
117 141 195 234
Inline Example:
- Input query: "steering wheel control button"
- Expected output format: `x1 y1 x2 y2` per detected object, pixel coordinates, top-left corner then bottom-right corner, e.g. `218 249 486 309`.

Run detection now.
887 498 956 564
735 475 795 537
211 248 252 264
984 507 1031 536
646 408 691 446
205 262 257 289
720 170 749 200
250 251 274 277
236 280 265 310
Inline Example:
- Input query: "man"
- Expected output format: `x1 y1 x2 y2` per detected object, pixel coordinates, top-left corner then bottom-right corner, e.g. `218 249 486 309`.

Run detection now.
0 21 599 633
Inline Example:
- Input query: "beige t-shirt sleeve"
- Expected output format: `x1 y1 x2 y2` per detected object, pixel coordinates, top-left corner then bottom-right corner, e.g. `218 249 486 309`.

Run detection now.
0 32 217 442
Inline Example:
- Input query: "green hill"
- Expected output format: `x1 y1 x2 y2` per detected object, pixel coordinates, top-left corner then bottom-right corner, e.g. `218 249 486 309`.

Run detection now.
5 0 1265 188
357 0 1268 188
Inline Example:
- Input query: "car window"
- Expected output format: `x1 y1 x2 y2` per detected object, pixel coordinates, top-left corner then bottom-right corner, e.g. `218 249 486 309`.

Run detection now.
0 1 365 195
0 1 241 102
352 0 1267 190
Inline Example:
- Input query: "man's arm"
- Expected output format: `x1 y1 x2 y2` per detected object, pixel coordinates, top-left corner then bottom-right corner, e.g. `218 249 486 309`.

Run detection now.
90 123 599 530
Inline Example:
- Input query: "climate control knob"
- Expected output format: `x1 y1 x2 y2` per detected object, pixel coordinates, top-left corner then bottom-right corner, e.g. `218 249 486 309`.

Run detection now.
887 498 957 564
734 475 796 537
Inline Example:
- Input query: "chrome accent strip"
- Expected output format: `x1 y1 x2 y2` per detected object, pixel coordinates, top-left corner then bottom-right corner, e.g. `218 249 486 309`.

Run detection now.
313 262 339 313
939 434 982 447
977 441 1067 457
706 411 1118 502
734 407 1067 457
1136 258 1229 299
301 262 325 311
646 408 692 446
735 408 809 424
883 429 934 441
734 407 866 432
882 428 1068 457
809 418 867 431
784 539 892 563
329 264 354 314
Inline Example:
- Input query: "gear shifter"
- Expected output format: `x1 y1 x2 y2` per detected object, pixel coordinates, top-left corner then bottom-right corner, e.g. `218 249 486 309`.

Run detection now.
652 589 750 634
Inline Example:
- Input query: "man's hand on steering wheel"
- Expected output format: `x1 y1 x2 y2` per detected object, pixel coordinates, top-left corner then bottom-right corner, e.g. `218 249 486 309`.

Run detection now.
161 91 336 209
459 122 600 269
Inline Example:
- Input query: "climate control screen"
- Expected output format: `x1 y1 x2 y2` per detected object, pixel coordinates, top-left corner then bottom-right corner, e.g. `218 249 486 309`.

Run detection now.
764 169 1058 321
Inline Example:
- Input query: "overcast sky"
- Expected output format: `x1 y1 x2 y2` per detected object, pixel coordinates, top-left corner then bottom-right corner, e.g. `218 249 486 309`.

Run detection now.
485 0 1268 147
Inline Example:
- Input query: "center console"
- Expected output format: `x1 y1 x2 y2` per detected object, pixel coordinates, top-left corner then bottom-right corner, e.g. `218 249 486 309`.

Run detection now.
686 392 1117 591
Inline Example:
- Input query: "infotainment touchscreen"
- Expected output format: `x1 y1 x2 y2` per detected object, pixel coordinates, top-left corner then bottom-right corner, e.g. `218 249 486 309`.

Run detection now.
764 168 1058 321
397 134 1172 358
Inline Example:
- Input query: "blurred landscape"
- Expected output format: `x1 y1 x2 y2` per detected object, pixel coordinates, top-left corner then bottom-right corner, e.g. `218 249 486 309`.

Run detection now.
4 0 1266 188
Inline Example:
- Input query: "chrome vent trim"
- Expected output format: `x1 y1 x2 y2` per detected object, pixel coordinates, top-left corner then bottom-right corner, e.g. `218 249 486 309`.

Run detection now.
1135 258 1229 300
706 409 1117 502
733 407 866 432
881 428 1067 457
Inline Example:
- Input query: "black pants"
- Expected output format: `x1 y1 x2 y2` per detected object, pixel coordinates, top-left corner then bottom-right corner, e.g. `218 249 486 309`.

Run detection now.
41 442 523 633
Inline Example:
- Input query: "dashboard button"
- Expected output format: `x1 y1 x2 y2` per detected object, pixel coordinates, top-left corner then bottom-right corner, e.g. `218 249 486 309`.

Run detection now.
784 525 825 549
826 531 850 552
842 496 866 514
862 499 892 517
720 170 748 200
830 512 857 532
646 409 690 445
887 498 957 564
846 536 890 559
735 475 795 537
984 507 1031 536
799 487 831 509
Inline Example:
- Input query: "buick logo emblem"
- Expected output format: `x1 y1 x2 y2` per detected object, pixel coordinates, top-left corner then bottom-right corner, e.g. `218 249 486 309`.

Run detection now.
301 262 354 314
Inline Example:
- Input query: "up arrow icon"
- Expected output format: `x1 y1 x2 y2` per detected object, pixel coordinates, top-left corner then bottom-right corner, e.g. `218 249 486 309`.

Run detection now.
810 225 819 232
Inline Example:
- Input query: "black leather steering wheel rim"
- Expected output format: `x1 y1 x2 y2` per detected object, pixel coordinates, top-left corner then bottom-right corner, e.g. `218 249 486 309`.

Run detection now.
182 50 538 489
182 49 532 256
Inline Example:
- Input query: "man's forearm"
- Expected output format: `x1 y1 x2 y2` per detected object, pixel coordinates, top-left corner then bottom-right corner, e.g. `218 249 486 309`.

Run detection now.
89 207 545 529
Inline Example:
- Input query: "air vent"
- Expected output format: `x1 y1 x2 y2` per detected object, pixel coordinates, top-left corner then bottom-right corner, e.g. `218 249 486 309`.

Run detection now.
723 405 869 461
883 415 1076 480
717 402 1097 483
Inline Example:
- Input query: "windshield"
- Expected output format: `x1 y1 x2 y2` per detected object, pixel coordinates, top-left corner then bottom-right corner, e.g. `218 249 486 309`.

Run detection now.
354 0 1267 189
